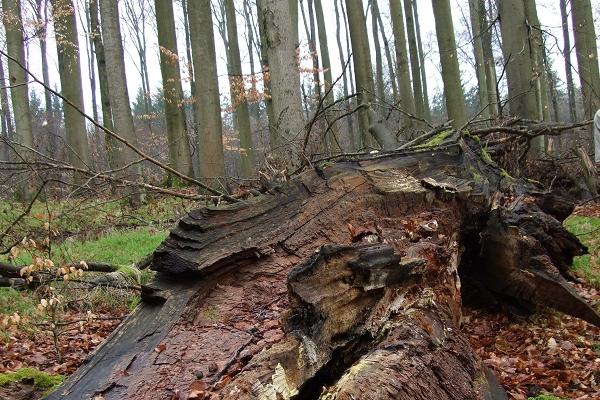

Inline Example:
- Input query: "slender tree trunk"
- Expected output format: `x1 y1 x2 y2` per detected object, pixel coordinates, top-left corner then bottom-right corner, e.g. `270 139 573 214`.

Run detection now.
469 0 490 118
123 0 152 135
89 0 116 168
341 0 355 96
403 0 425 121
412 0 431 121
155 0 193 182
371 0 386 104
256 0 276 148
36 0 57 159
83 1 98 125
187 0 226 180
560 0 577 122
2 0 34 199
480 0 498 117
51 0 91 182
524 0 550 122
314 0 337 151
181 0 195 103
498 0 538 121
314 0 332 105
99 0 143 206
375 10 398 103
225 0 255 177
300 0 321 102
431 0 467 128
0 57 13 145
0 55 8 161
571 0 600 119
389 0 415 128
258 0 305 166
243 0 259 120
346 0 376 147
334 0 357 150
0 100 6 161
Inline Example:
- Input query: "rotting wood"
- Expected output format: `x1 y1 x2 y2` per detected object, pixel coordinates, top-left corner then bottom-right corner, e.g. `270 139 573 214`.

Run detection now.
48 138 599 400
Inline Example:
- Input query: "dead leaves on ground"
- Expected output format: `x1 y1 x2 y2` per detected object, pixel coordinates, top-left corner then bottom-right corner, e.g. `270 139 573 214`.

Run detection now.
0 310 123 375
464 283 600 399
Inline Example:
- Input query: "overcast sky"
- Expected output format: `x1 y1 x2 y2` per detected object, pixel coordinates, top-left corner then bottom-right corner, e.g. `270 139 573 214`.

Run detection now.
15 0 600 120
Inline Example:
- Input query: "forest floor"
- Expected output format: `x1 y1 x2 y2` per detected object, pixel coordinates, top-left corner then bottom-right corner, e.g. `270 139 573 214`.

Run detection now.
0 196 598 400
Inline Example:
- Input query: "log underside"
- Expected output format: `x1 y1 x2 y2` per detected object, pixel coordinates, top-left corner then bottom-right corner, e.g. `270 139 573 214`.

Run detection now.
48 140 599 400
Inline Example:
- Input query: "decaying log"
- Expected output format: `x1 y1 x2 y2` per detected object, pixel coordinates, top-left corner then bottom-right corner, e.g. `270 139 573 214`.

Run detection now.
48 139 599 400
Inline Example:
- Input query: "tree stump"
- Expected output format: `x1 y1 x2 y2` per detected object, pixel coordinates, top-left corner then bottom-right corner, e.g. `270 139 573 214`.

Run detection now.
48 140 599 400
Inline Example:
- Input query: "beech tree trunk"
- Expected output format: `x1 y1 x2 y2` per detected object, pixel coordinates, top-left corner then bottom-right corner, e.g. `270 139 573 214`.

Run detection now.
88 0 116 168
2 0 34 199
375 9 398 104
51 0 91 181
36 0 58 159
412 0 431 122
225 0 255 177
431 0 467 128
371 0 386 105
560 0 577 123
390 0 415 128
155 0 193 182
499 0 538 121
346 0 376 148
334 0 358 151
480 0 498 118
49 137 599 400
255 0 276 148
571 0 600 119
259 0 305 166
187 0 226 180
99 0 143 206
404 0 425 122
469 0 489 119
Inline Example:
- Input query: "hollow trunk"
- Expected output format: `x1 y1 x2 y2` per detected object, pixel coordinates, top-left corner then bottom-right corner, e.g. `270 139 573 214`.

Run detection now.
48 138 599 400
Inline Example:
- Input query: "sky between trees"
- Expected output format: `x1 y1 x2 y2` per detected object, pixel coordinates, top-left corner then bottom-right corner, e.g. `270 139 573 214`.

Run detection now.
16 0 600 122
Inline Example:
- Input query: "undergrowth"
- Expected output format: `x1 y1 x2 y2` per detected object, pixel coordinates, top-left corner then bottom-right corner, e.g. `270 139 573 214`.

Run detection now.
564 215 600 288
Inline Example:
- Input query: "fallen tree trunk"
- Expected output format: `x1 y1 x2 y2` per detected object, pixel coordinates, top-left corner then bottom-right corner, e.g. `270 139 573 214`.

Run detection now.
48 139 599 400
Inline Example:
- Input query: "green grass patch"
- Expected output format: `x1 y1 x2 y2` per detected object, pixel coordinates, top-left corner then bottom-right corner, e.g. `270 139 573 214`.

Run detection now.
564 215 600 288
0 195 192 245
0 367 64 394
58 227 168 266
0 288 39 317
3 227 168 267
0 288 41 341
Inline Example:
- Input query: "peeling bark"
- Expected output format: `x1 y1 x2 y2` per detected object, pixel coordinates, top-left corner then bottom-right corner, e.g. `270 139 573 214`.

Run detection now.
49 139 599 400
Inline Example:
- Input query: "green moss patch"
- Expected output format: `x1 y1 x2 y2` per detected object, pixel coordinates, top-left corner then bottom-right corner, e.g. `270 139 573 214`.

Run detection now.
0 368 64 392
